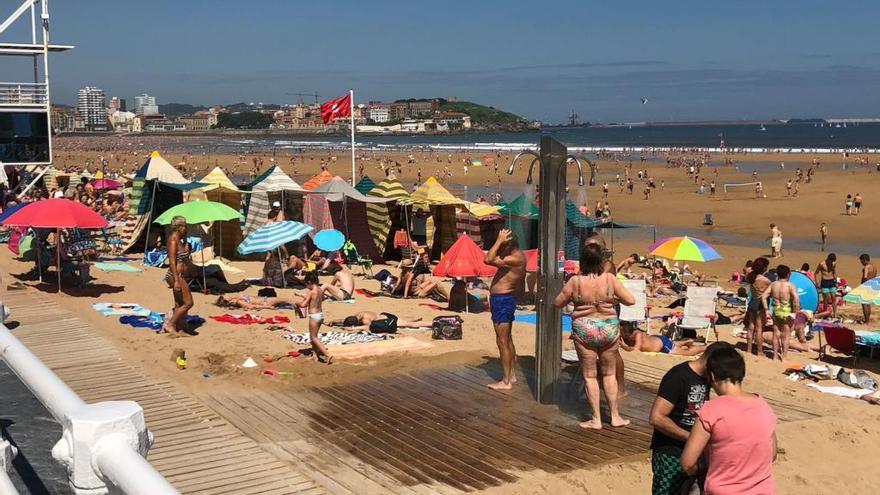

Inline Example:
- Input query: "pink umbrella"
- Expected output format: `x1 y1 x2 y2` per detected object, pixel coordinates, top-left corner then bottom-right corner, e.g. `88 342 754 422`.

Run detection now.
92 178 122 190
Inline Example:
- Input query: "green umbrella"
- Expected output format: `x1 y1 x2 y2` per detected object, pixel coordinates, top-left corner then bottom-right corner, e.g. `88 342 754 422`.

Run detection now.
153 200 241 225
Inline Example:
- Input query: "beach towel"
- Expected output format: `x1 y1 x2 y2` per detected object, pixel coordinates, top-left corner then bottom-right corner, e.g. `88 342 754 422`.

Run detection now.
210 313 291 325
856 330 880 347
93 303 151 317
281 330 394 346
94 262 142 273
143 249 168 267
514 312 573 333
119 313 205 331
355 288 375 298
807 383 872 399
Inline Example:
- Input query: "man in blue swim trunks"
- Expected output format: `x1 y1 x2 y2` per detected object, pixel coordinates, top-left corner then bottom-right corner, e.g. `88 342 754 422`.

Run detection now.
485 229 526 390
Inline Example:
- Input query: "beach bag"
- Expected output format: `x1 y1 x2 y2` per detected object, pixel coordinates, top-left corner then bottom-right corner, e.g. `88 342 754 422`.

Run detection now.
258 287 277 298
374 268 392 282
369 313 398 334
839 369 877 391
432 315 463 340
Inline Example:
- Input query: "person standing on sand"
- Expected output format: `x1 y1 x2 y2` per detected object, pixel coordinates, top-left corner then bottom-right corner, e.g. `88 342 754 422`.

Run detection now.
553 243 635 429
859 254 877 323
761 265 800 361
768 224 782 258
163 216 197 336
845 194 853 215
745 257 771 356
854 193 863 215
681 347 778 495
484 229 526 390
297 271 332 364
815 253 838 319
649 341 733 495
819 223 828 251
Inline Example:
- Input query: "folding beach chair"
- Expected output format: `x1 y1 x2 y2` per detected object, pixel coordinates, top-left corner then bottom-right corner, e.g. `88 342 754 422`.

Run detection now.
620 279 650 333
675 286 719 341
819 325 859 367
342 240 374 278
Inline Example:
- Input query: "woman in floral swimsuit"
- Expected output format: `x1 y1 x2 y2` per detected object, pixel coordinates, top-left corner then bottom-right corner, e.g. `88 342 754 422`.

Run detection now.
554 243 635 429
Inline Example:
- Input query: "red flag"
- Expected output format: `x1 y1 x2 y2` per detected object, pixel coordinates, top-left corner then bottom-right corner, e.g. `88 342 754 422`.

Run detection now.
321 93 352 123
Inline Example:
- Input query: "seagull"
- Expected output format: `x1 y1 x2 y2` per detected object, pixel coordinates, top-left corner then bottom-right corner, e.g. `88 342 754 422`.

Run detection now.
640 97 648 105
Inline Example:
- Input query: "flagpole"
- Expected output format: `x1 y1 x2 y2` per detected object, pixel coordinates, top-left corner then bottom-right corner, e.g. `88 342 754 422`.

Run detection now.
350 89 356 186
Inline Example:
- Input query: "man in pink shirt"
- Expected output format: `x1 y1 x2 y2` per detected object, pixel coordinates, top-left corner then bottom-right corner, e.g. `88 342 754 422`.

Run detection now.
681 347 778 494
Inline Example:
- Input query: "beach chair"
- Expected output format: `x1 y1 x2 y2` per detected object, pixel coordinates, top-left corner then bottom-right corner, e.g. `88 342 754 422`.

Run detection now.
675 286 719 341
342 240 374 278
819 325 859 367
620 279 650 333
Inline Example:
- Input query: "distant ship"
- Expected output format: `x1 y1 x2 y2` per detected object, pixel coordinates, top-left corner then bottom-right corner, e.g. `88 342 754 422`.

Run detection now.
760 124 767 131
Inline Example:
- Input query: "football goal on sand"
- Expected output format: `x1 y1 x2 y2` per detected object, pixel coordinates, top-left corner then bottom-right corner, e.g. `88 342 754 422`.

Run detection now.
723 182 761 199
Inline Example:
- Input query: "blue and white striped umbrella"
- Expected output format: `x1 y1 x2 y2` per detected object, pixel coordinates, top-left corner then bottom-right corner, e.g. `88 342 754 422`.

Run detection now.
237 221 314 255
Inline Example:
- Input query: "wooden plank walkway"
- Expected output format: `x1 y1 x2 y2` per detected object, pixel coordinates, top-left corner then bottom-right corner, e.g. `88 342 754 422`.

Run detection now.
202 357 821 494
2 290 326 495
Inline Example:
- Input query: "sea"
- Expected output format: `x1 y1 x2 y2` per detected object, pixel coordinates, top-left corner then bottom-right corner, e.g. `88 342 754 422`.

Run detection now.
203 121 880 154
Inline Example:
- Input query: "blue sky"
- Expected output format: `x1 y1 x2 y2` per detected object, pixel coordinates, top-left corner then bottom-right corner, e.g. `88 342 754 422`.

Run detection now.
4 0 879 122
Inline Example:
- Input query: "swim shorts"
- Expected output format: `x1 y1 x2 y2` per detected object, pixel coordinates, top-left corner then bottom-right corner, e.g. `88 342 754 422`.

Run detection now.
820 279 837 294
658 334 675 354
652 450 690 495
489 293 517 324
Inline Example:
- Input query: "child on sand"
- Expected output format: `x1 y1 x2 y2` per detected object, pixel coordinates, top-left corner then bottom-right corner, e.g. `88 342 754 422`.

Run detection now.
297 271 332 364
761 265 800 361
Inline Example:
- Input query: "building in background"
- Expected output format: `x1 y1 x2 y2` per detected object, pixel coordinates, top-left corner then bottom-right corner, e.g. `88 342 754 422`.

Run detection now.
179 113 217 131
109 96 127 112
368 104 390 123
134 93 158 116
51 105 76 133
77 86 108 131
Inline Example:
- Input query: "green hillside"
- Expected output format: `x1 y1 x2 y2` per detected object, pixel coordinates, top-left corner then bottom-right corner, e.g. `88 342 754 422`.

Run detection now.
438 100 525 126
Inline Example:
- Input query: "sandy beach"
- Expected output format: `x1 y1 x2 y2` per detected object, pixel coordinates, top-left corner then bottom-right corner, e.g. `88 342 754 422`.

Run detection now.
4 135 880 494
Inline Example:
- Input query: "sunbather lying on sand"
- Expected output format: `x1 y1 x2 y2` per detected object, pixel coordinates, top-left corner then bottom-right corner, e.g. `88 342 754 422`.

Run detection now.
330 311 428 331
619 323 706 356
215 293 298 310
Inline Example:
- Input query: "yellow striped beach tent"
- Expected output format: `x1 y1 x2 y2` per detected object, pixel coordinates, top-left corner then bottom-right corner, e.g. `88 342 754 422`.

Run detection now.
366 176 410 253
406 177 500 258
197 167 243 258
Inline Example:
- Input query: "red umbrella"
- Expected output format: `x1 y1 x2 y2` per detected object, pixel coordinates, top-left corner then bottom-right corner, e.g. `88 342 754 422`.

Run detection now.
2 199 109 289
524 249 579 274
92 178 122 190
433 235 498 277
2 199 109 229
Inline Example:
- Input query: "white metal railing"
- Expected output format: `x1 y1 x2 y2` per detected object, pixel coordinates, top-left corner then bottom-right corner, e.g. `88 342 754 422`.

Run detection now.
0 82 48 107
0 314 179 495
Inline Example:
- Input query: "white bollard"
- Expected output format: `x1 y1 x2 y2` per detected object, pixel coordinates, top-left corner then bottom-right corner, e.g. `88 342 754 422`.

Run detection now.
51 401 175 495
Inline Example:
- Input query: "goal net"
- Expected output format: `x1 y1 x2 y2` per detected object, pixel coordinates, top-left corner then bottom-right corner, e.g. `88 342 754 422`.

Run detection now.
723 182 760 199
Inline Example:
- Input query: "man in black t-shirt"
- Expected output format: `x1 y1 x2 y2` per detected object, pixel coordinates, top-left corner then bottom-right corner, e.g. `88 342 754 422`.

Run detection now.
649 341 733 495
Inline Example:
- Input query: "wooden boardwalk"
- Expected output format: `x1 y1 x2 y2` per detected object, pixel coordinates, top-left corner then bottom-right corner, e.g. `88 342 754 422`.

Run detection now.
2 290 325 495
202 357 820 494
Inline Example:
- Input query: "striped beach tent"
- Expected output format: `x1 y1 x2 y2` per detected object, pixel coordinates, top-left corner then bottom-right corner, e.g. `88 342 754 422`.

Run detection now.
197 167 243 258
354 175 376 195
302 170 333 191
366 176 410 253
305 177 391 262
242 166 303 237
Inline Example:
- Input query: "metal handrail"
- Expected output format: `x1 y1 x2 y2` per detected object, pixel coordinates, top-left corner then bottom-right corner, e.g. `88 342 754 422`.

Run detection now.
0 320 179 494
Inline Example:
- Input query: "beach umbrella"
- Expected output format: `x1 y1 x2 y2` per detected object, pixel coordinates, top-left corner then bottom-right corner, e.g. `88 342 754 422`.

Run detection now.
792 272 819 312
648 236 721 262
153 200 241 225
433 235 497 278
314 229 345 252
91 178 121 190
237 221 314 255
844 277 880 306
2 199 109 289
0 202 32 224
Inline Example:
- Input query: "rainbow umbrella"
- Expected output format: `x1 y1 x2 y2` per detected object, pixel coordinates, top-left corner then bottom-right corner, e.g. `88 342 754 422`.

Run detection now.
844 277 880 306
648 236 721 262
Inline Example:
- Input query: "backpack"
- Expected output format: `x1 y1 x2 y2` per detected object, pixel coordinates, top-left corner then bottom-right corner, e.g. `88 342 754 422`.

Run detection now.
18 234 35 261
369 313 398 334
432 315 463 340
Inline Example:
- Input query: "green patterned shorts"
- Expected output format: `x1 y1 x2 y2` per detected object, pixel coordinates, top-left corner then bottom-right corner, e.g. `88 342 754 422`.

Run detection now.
652 450 688 495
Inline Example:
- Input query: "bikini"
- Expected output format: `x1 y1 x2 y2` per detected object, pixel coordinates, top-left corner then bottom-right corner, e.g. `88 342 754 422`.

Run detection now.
570 274 620 348
164 238 192 286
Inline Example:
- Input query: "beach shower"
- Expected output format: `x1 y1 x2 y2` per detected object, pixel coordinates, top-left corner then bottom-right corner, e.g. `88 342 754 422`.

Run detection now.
505 137 595 404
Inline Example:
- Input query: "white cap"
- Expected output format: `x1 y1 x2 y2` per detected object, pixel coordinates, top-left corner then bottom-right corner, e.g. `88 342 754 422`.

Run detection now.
272 201 281 208
242 357 258 368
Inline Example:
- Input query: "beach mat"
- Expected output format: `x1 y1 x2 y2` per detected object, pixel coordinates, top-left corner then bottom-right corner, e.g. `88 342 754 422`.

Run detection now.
281 330 394 346
93 303 151 317
211 314 291 325
514 312 572 333
94 262 142 273
120 313 204 332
